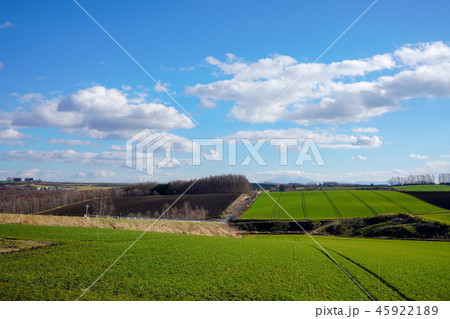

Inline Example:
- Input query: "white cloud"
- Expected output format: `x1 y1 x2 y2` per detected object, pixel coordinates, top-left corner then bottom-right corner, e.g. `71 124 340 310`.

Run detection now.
248 169 406 184
92 170 116 178
0 149 123 166
0 21 15 29
440 154 450 158
153 81 171 93
228 128 382 149
0 128 29 146
109 132 194 154
352 127 378 133
109 145 125 151
128 91 149 104
351 155 368 160
46 139 97 148
424 161 450 172
121 85 132 91
187 42 450 125
2 86 195 139
179 66 194 72
0 130 194 167
410 153 429 160
0 61 4 69
19 168 40 177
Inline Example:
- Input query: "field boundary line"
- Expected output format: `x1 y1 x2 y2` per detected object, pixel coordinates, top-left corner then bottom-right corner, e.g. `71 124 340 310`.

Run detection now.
251 179 376 301
75 178 199 301
72 0 199 126
322 247 412 301
301 192 308 219
346 191 377 216
321 191 343 219
375 191 414 214
271 192 282 219
34 197 100 215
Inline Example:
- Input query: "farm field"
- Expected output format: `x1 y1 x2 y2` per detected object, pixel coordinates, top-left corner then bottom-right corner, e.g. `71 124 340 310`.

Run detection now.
42 193 241 219
403 191 450 210
0 223 448 301
240 190 445 220
417 212 450 224
394 185 450 192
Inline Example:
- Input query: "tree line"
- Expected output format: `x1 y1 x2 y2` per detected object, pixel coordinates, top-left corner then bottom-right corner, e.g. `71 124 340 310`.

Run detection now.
0 188 123 215
0 174 251 215
438 173 450 184
124 174 252 196
389 174 436 185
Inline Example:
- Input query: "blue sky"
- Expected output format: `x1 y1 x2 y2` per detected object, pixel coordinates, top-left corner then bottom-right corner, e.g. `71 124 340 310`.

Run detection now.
0 0 449 183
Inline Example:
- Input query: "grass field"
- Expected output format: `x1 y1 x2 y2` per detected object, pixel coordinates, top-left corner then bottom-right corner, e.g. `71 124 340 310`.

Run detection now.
417 212 450 224
0 224 448 301
394 185 450 192
241 190 445 220
0 214 240 237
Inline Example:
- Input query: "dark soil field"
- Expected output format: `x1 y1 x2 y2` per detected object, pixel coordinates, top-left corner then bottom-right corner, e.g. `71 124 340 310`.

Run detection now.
41 193 242 219
403 191 450 210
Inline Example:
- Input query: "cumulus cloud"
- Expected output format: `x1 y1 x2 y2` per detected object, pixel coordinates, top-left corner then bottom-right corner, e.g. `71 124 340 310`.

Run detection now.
2 86 194 139
153 81 171 93
187 42 450 125
424 161 450 172
0 128 29 146
46 139 97 147
227 128 382 149
352 127 378 133
20 168 40 177
410 153 429 160
92 170 116 178
0 130 195 167
0 149 123 166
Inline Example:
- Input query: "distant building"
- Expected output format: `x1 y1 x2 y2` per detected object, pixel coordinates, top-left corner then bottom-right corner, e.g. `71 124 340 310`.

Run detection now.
24 178 34 182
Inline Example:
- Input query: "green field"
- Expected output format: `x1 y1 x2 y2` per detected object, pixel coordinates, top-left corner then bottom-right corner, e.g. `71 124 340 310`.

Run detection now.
417 212 450 224
0 224 448 300
241 190 445 220
394 185 450 191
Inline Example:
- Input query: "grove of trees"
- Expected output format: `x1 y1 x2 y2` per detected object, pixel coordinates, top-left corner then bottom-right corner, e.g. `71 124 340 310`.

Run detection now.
389 174 436 185
0 188 123 215
438 173 450 184
123 174 252 196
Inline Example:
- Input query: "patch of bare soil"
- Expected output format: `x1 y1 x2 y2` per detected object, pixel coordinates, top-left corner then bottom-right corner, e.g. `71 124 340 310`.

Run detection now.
0 238 58 254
